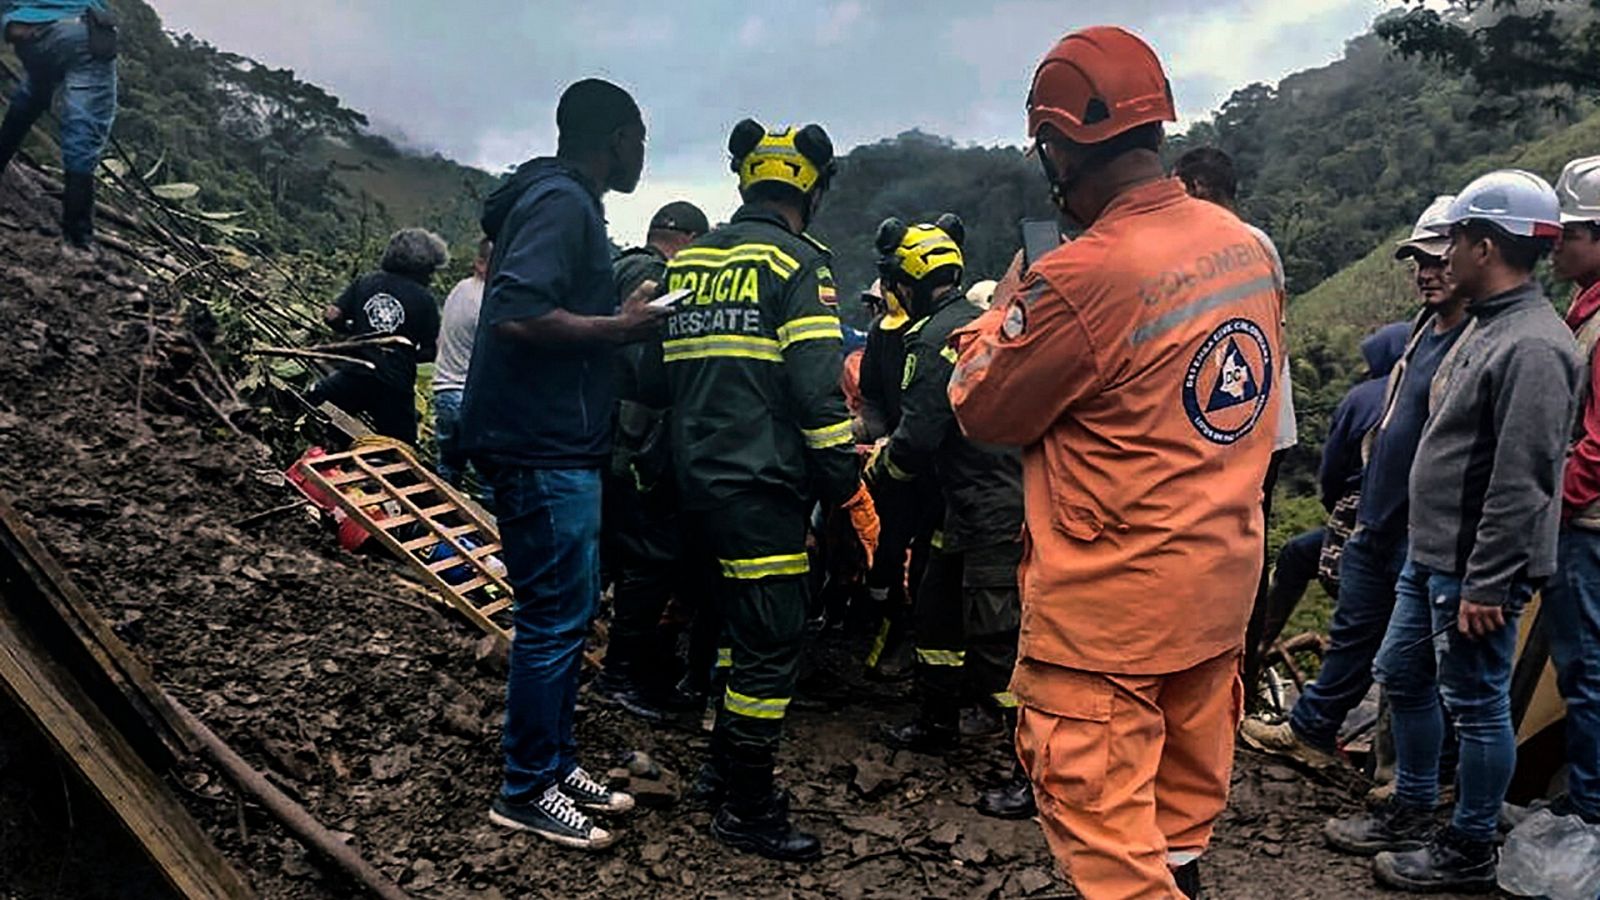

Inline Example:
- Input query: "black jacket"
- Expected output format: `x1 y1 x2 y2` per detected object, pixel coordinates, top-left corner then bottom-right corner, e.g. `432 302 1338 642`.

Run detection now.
873 291 1022 552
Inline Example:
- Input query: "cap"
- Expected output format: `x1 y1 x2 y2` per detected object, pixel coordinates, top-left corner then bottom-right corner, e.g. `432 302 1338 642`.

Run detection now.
649 201 709 236
1394 194 1455 261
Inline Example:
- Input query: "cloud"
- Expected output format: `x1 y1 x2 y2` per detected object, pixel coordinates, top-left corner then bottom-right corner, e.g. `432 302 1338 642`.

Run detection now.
147 0 1395 242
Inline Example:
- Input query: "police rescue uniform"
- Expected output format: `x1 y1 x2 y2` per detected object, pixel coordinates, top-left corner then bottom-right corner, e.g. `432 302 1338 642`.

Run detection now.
877 292 1024 712
661 203 857 770
951 177 1282 896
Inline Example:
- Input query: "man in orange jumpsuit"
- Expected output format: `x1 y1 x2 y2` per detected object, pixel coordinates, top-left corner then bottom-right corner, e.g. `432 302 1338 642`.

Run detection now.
949 26 1283 900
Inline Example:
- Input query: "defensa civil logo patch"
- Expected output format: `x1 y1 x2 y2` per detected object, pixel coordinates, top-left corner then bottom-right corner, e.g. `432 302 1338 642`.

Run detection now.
1183 317 1273 444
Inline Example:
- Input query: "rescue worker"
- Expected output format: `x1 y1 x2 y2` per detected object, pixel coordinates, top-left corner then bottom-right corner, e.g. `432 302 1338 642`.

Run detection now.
311 228 447 444
857 277 939 682
1547 155 1600 827
949 27 1283 899
596 200 717 723
660 118 879 862
867 214 1031 819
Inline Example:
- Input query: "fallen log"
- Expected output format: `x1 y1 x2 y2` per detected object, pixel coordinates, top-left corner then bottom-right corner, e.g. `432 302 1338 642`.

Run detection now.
161 693 411 900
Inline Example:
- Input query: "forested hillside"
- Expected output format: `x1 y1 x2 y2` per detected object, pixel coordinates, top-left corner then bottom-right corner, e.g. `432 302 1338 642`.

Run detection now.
1 0 496 262
810 131 1055 308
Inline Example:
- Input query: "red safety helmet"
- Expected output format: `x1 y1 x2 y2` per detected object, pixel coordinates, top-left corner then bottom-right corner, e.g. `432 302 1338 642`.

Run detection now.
1027 26 1176 147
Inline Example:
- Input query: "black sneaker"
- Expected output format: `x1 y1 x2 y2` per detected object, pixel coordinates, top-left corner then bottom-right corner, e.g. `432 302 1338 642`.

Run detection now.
879 718 958 755
489 785 615 850
560 766 635 814
1324 799 1434 856
1373 825 1498 893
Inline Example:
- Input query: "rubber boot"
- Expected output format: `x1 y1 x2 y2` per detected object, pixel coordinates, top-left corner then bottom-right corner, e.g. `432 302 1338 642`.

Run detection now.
1172 860 1201 899
977 759 1037 820
711 755 821 862
880 700 959 754
61 171 97 253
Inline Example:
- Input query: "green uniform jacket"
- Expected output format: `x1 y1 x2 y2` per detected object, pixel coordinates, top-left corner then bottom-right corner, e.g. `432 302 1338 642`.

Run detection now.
610 245 672 491
660 205 858 513
876 292 1023 552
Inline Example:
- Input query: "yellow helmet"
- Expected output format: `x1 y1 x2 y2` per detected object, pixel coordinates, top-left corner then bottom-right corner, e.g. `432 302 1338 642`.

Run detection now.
876 214 965 286
862 278 910 330
729 119 836 195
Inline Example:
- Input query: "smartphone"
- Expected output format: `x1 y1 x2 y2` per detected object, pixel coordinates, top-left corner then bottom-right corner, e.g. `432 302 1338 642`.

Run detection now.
1020 218 1063 270
649 287 694 309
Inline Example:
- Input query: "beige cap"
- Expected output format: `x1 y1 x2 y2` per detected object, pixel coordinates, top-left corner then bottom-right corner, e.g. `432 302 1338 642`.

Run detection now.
1395 194 1455 260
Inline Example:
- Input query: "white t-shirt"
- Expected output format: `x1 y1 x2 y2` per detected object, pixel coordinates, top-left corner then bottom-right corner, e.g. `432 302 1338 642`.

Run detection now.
432 276 484 393
1247 224 1298 452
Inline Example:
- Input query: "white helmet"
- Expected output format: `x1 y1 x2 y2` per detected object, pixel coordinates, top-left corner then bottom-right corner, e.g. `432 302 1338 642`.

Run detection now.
1427 169 1561 239
1556 156 1600 224
1395 194 1455 260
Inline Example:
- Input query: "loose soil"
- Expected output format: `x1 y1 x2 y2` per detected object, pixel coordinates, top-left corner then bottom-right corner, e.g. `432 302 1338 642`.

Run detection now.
0 170 1488 899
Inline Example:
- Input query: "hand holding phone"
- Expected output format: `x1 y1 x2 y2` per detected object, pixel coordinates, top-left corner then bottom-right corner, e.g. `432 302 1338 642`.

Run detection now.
649 287 694 309
1019 218 1063 270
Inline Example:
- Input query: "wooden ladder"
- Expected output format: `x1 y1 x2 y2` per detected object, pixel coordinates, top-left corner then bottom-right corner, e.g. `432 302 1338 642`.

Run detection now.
295 441 513 646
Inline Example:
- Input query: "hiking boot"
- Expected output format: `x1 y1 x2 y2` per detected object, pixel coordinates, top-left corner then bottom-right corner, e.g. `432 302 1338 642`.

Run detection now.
879 717 959 755
489 785 615 850
688 761 726 806
1324 799 1434 856
712 791 822 862
960 704 1005 739
976 767 1037 820
1239 718 1338 770
559 766 634 815
1373 825 1498 893
1172 860 1202 899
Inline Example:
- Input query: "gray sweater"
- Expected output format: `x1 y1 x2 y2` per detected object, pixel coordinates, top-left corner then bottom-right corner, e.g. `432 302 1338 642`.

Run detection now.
1409 281 1580 605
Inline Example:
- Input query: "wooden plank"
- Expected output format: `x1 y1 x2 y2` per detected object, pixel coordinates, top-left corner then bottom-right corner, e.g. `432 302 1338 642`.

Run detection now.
0 598 255 899
0 497 192 762
476 598 512 618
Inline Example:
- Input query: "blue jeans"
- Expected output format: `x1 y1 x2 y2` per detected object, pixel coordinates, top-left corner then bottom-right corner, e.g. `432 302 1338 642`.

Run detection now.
6 18 117 174
1374 558 1532 841
432 389 492 506
1290 528 1407 749
1543 527 1600 819
484 464 602 801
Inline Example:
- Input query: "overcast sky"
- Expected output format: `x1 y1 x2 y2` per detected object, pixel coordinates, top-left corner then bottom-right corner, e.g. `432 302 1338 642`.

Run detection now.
149 0 1389 245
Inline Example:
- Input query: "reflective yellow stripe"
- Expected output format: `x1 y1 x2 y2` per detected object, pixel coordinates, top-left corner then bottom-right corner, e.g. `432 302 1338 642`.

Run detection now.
883 451 915 482
777 315 842 348
720 553 810 580
663 335 782 363
992 691 1019 709
723 687 790 720
930 530 945 550
940 345 959 364
674 244 799 278
916 648 965 666
802 418 854 449
716 647 733 669
865 617 892 668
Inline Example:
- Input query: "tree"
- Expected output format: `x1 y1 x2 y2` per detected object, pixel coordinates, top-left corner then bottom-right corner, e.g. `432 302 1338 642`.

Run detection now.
1377 1 1600 97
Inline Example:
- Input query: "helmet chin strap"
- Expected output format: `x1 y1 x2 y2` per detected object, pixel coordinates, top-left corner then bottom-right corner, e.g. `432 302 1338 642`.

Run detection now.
1038 145 1087 229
